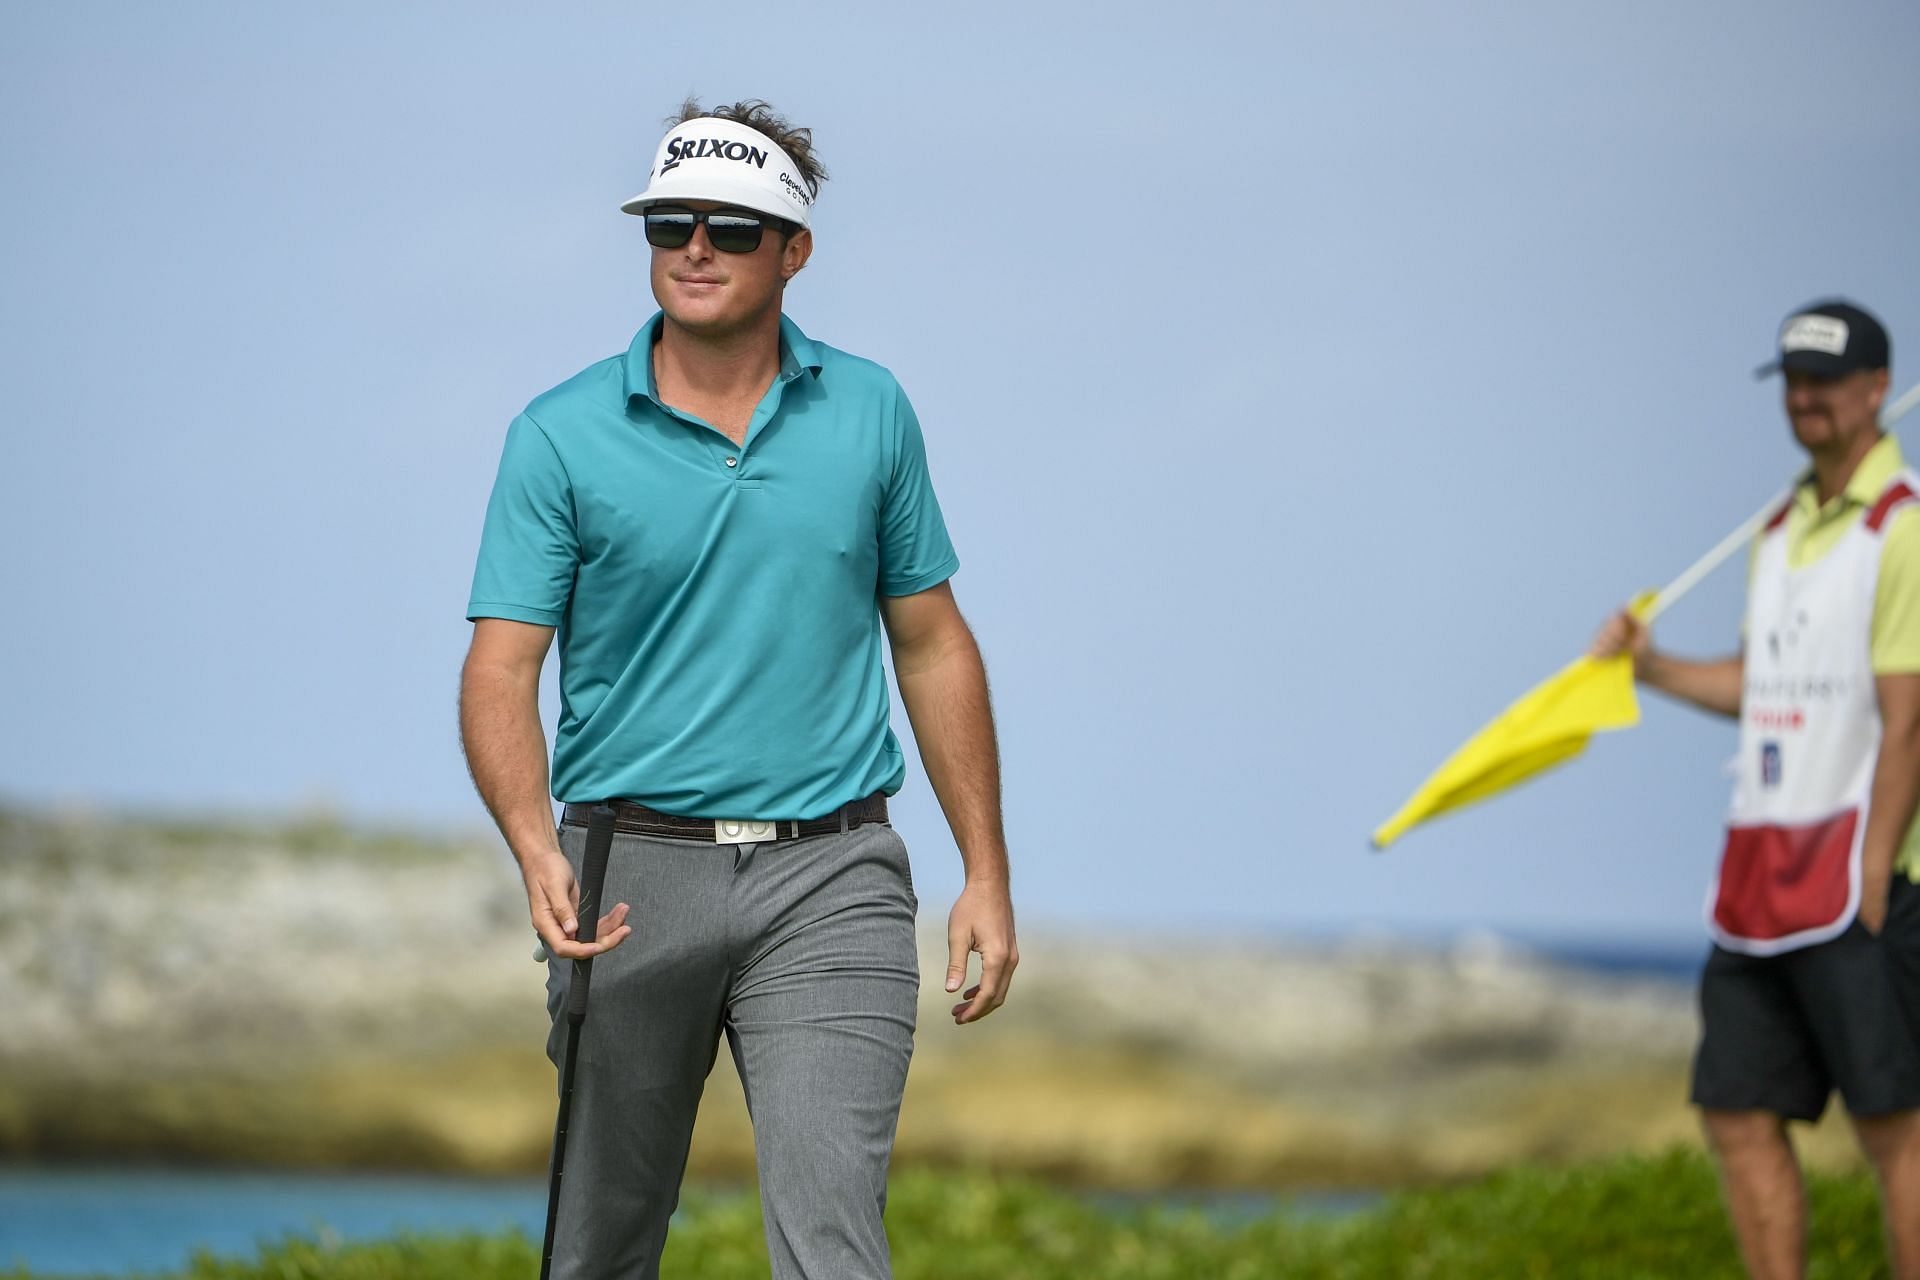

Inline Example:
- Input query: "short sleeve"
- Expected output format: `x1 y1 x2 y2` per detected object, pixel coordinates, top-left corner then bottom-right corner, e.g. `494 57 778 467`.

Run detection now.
466 414 580 625
877 383 960 597
1872 503 1920 674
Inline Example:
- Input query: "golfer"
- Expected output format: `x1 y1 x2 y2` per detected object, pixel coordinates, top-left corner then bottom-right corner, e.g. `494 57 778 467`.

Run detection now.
1594 300 1920 1280
459 98 1017 1279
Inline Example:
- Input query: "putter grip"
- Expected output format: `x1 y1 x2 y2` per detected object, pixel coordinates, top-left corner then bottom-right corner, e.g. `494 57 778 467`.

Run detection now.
564 803 618 1024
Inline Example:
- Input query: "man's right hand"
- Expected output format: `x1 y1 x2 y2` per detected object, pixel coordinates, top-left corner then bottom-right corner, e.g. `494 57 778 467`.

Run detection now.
1591 607 1652 669
521 847 632 960
1591 607 1744 718
462 620 632 959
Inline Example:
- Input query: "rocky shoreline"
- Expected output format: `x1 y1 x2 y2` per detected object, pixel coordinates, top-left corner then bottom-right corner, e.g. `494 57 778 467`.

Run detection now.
0 804 1865 1186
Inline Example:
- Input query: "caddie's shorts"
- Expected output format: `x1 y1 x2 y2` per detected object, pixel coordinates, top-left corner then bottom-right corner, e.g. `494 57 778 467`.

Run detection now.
1691 875 1920 1121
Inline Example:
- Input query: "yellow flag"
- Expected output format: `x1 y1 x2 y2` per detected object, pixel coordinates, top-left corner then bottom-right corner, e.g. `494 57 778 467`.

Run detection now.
1370 593 1655 849
1372 382 1920 850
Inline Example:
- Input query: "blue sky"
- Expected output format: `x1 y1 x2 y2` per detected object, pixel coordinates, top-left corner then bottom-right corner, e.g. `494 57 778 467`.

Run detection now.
5 1 1918 941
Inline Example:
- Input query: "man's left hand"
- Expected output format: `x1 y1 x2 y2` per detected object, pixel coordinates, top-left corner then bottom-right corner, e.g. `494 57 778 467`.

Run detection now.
1860 882 1891 936
946 879 1018 1025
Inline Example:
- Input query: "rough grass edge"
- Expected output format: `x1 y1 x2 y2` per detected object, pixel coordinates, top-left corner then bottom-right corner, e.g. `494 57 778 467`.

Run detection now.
0 1148 1894 1280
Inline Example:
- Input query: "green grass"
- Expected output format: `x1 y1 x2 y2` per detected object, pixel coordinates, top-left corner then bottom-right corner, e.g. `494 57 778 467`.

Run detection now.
0 1150 1894 1279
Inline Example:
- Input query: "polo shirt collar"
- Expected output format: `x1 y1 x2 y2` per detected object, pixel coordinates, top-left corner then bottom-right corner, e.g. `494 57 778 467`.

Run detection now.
1792 433 1904 520
622 312 824 407
777 315 824 383
1847 432 1905 502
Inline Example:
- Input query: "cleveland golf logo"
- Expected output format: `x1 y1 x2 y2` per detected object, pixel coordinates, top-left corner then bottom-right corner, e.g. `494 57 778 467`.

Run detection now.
660 135 770 174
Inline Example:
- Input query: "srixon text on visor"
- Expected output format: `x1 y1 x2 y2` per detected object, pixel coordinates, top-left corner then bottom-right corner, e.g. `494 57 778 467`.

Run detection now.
661 136 769 173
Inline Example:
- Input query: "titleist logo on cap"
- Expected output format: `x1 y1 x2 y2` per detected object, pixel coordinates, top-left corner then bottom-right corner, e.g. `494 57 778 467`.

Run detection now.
1780 314 1849 356
659 134 771 174
1754 299 1888 379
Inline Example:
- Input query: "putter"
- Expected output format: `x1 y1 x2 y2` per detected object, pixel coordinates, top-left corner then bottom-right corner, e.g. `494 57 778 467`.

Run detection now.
540 802 618 1280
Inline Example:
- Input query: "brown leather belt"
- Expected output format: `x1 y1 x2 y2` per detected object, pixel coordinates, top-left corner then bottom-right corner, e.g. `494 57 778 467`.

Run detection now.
560 793 888 844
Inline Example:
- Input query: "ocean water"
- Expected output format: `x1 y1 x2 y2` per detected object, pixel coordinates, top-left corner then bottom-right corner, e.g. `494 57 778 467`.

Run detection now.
0 1168 550 1276
0 1169 1372 1276
1533 938 1705 982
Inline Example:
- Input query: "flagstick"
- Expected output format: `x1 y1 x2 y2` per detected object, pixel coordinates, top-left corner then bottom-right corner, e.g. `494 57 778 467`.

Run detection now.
1643 379 1920 623
1886 379 1920 429
1641 490 1789 622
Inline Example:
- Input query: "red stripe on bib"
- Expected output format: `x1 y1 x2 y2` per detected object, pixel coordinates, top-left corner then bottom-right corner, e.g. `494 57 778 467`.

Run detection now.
1865 482 1915 534
1713 810 1857 942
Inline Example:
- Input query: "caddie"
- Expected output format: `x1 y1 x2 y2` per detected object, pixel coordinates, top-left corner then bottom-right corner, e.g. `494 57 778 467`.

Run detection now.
459 98 1018 1280
1594 300 1920 1280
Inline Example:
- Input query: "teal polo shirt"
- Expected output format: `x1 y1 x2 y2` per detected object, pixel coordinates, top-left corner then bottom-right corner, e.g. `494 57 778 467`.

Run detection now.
467 313 959 818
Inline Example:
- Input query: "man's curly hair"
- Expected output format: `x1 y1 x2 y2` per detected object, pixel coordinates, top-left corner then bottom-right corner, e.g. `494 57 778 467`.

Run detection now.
669 97 827 201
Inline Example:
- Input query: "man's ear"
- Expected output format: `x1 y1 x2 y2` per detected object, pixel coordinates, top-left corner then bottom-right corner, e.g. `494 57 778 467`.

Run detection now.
1868 367 1891 416
782 227 813 281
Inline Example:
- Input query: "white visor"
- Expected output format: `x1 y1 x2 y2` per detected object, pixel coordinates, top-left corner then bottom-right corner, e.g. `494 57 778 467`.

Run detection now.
620 117 814 227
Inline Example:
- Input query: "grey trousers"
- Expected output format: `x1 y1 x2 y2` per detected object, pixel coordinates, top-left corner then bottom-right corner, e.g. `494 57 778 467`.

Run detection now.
543 819 920 1280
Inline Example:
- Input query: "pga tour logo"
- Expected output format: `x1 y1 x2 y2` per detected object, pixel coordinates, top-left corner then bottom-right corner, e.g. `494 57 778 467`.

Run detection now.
1760 741 1782 789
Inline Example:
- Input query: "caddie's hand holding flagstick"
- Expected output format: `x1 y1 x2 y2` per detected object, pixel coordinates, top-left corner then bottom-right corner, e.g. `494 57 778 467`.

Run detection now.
1372 379 1920 850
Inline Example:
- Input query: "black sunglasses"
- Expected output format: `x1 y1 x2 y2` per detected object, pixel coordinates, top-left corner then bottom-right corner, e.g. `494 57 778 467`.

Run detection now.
643 206 786 254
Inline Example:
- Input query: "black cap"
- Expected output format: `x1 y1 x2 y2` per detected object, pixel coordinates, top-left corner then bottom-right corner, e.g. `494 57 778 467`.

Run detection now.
1756 300 1891 379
